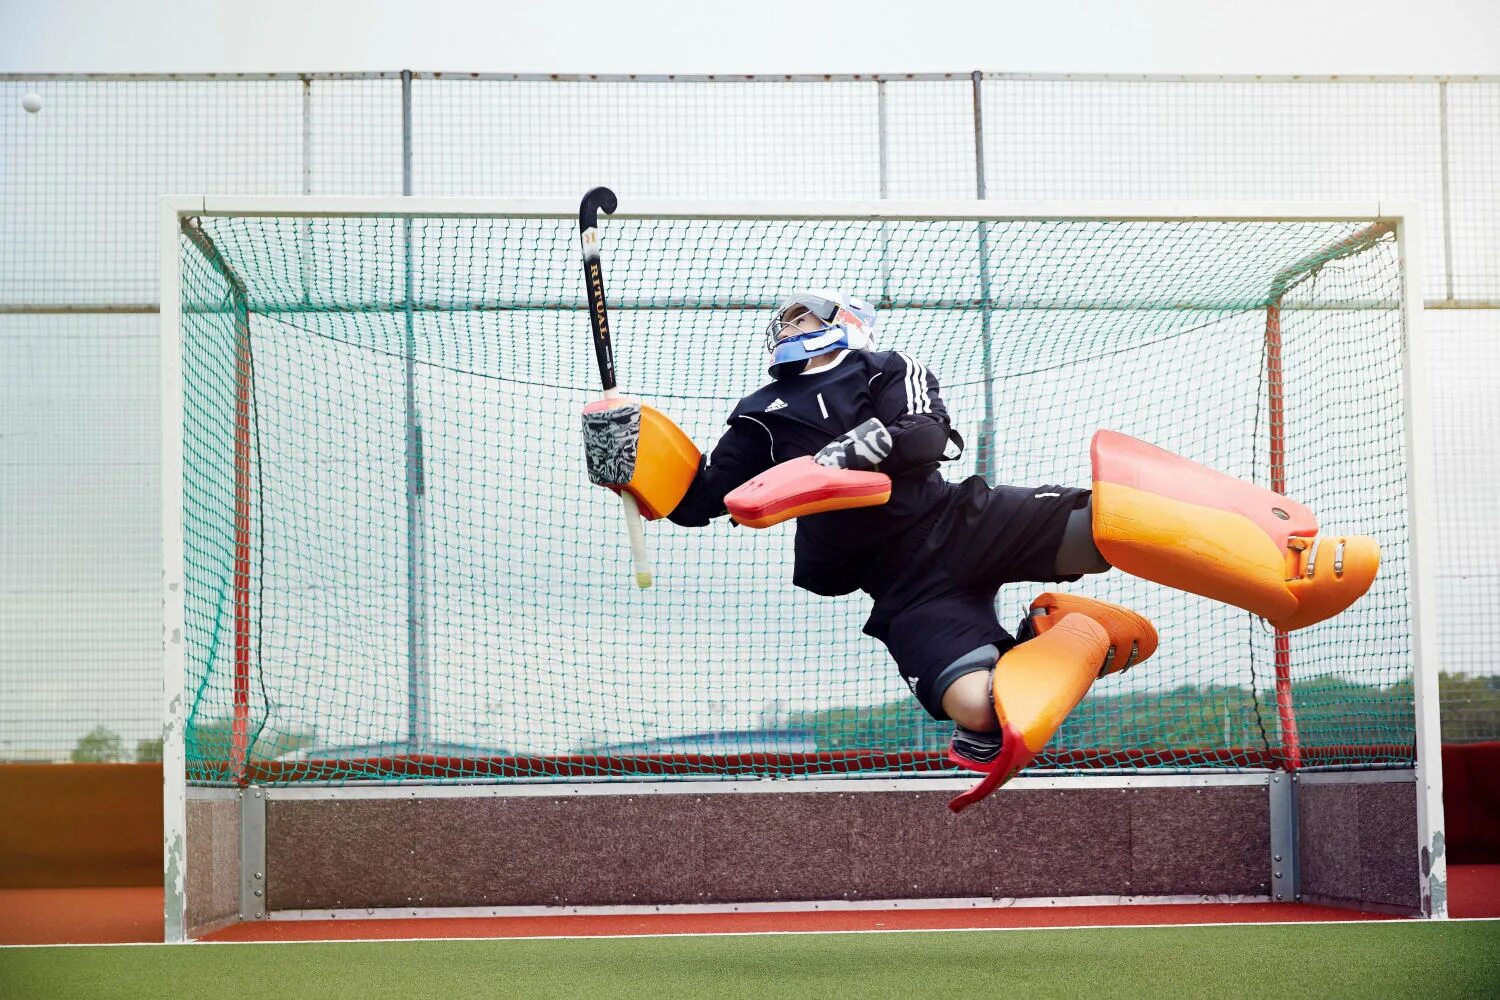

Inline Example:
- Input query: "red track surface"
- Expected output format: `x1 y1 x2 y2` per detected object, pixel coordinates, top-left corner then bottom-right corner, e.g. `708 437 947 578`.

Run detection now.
4 867 1496 946
0 887 164 946
204 901 1391 943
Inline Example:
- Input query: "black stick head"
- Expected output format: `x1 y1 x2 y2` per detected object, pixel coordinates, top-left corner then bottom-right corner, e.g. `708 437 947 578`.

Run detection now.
579 187 619 231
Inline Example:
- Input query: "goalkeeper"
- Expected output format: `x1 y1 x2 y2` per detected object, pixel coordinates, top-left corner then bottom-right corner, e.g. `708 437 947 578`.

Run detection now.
583 289 1379 805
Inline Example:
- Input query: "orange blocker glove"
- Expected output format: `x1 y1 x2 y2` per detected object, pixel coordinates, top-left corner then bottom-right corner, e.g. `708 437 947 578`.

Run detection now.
581 396 701 588
725 457 892 528
725 418 897 528
581 397 700 521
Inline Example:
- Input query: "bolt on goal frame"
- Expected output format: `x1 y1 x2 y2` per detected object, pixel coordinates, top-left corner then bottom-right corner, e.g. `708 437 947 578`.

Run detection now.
161 196 1446 940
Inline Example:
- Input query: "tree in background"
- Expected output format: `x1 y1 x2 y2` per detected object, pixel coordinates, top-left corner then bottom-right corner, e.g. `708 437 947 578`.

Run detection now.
136 738 164 762
796 673 1500 754
187 718 317 761
1439 672 1500 742
71 725 124 763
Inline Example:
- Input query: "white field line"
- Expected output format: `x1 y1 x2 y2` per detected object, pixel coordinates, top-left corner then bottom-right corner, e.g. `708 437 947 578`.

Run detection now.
4 917 1495 950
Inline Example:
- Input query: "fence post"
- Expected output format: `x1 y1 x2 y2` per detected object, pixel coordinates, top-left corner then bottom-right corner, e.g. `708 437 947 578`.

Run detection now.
400 69 431 753
1438 81 1455 303
299 77 312 306
971 71 994 482
877 79 891 306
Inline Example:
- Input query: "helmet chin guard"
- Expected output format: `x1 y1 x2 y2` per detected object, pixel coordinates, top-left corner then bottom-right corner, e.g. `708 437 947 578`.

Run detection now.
766 289 876 378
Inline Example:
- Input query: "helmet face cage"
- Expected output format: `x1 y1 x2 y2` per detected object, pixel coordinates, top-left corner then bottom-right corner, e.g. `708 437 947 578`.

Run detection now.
763 296 838 353
764 290 876 377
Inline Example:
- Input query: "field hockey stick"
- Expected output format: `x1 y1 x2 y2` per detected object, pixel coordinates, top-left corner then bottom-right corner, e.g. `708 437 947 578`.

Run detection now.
579 186 653 589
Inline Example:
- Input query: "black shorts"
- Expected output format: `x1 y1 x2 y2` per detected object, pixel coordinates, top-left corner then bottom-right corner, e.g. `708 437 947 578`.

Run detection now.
862 477 1091 720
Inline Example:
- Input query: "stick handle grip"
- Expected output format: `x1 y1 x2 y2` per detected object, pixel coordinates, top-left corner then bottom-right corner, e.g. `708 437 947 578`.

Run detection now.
620 491 653 590
601 387 653 589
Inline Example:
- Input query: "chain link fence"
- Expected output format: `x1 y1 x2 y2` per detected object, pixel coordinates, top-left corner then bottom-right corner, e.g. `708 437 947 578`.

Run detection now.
2 71 1497 761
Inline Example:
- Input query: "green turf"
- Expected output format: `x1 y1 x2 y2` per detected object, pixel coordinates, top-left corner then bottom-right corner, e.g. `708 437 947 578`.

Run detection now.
2 921 1498 1000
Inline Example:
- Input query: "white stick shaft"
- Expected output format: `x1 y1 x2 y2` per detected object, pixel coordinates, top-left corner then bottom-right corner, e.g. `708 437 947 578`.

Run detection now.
599 386 652 588
619 491 653 589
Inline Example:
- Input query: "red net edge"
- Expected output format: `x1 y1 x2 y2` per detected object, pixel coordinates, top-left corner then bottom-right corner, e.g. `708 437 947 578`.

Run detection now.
188 744 1418 785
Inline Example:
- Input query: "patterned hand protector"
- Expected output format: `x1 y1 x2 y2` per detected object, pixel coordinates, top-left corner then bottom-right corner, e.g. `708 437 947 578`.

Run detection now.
812 417 893 471
581 400 641 486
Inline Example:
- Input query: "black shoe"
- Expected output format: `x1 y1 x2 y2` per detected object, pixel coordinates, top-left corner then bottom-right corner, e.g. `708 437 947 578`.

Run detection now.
949 726 1004 772
1014 602 1048 643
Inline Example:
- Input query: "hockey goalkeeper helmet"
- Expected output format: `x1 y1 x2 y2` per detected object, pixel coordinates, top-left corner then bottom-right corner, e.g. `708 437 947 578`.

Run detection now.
765 289 876 378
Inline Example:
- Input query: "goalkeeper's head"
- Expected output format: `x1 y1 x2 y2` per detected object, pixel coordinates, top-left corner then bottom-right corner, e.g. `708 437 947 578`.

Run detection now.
765 289 876 378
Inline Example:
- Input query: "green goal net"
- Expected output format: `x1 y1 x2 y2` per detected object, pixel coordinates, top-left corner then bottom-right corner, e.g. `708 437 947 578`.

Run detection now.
171 206 1414 785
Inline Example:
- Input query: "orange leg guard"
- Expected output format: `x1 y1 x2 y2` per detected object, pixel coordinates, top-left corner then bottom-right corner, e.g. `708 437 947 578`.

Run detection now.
1091 429 1380 631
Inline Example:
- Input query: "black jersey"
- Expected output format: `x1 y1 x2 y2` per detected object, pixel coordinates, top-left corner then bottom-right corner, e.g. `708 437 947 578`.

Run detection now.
669 349 960 596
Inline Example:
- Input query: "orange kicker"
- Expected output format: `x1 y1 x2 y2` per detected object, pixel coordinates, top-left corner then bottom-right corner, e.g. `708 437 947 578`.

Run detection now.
950 594 1157 813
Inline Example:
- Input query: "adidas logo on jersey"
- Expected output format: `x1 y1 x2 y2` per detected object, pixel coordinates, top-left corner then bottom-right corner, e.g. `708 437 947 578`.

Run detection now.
764 398 788 412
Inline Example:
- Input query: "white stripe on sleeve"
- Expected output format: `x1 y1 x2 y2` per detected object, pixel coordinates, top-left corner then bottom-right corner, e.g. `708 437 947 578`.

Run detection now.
896 352 931 414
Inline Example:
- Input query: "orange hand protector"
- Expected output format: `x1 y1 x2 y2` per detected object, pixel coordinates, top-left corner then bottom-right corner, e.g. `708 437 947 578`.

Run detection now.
581 398 701 520
949 593 1157 813
725 456 892 529
1090 430 1379 632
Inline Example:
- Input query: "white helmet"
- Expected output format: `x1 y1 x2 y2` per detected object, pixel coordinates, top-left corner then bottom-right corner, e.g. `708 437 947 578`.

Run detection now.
765 289 876 378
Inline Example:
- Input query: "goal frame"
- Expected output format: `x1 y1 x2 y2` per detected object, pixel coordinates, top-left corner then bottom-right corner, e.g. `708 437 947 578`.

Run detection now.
159 196 1446 939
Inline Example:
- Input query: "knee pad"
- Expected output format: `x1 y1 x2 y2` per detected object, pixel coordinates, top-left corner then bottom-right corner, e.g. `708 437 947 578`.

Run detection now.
932 644 1001 712
1054 499 1110 576
1090 429 1379 631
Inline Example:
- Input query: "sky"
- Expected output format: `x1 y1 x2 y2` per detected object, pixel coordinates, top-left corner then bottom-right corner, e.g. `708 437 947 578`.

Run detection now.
3 0 1500 77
